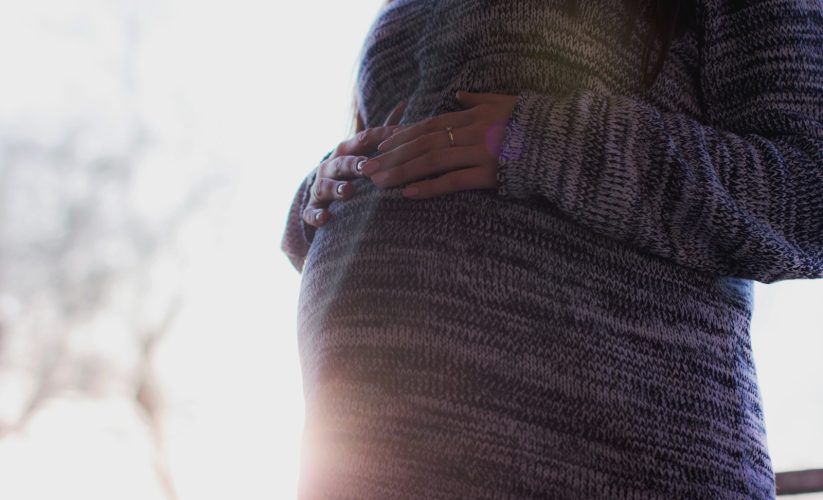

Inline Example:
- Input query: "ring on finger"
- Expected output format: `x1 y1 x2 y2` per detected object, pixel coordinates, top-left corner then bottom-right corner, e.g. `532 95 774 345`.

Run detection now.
445 126 455 147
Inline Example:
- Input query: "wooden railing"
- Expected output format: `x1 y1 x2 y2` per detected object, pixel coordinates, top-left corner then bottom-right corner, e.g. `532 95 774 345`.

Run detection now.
776 469 823 496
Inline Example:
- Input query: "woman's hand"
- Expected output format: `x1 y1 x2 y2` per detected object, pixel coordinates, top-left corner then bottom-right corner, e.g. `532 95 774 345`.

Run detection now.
360 91 518 199
302 100 407 227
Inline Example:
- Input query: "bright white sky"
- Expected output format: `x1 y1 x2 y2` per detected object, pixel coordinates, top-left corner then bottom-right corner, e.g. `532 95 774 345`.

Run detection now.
0 1 820 498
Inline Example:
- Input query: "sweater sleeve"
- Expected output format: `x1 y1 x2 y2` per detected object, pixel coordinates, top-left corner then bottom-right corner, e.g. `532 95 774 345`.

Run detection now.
496 0 823 284
281 150 333 273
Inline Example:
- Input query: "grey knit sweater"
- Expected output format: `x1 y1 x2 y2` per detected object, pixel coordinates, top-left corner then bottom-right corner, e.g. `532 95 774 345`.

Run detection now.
282 0 823 498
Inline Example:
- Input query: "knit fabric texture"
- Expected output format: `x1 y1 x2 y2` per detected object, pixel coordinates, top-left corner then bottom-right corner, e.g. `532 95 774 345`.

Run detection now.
282 0 823 498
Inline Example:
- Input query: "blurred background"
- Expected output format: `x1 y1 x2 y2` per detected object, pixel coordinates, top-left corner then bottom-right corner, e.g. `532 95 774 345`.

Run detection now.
0 1 819 498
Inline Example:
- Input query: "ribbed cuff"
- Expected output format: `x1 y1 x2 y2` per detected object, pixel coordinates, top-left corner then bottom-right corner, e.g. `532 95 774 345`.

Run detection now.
496 91 564 202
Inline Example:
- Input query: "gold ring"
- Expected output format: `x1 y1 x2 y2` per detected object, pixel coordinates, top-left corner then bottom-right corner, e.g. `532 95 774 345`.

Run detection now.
446 126 455 147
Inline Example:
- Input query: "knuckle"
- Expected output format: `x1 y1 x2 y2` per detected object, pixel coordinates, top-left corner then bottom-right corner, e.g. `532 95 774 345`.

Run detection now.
330 158 342 179
302 207 314 225
321 179 334 199
313 178 326 199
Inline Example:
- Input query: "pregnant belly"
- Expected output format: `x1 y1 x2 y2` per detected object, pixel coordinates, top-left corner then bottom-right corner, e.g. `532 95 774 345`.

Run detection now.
295 178 758 498
300 177 746 342
299 180 571 352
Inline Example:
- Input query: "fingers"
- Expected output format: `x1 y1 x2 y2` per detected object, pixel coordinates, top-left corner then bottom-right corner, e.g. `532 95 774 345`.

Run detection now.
319 154 369 180
327 98 409 162
364 122 483 181
334 99 408 157
336 125 402 158
401 166 498 199
376 107 476 153
302 204 329 227
302 168 359 228
382 100 407 127
313 176 356 202
370 144 487 189
306 155 366 227
304 99 409 228
364 129 455 177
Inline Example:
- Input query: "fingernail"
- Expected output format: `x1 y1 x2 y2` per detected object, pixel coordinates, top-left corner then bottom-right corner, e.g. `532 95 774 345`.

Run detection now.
314 210 323 221
356 159 366 174
336 183 345 195
361 160 380 176
377 140 390 152
403 186 419 197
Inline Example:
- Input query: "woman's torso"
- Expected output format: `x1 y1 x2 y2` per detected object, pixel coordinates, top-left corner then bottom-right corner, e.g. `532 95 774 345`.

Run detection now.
298 1 773 498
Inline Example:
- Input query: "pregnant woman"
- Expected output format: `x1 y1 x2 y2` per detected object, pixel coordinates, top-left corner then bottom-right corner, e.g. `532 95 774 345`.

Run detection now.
282 0 823 497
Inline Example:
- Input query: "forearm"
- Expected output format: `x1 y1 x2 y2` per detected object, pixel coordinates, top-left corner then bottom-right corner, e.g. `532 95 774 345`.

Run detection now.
497 87 823 283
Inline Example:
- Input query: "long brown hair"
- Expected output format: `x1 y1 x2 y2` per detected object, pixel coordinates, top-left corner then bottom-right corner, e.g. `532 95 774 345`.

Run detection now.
351 0 723 134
